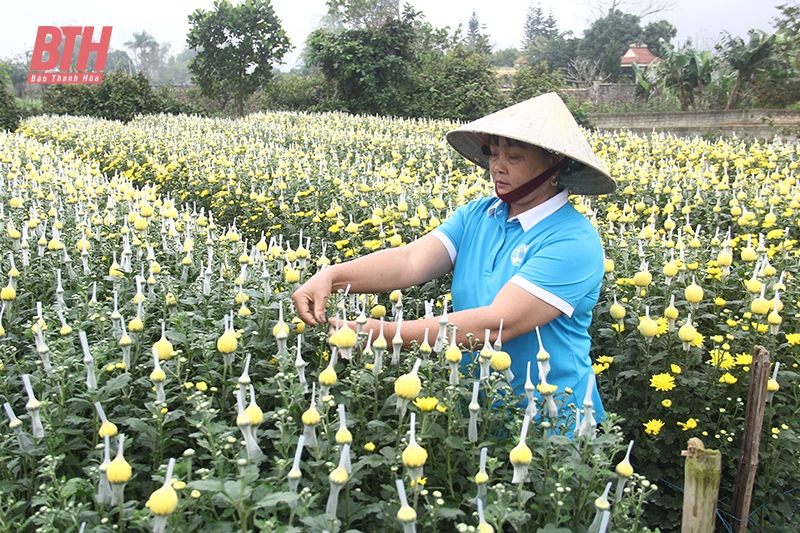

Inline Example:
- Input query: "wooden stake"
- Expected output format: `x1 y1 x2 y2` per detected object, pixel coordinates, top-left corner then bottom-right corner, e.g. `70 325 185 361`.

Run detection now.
681 438 721 533
730 345 771 533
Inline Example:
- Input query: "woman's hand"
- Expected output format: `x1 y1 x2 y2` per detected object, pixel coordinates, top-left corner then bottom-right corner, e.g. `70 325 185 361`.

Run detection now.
292 269 334 326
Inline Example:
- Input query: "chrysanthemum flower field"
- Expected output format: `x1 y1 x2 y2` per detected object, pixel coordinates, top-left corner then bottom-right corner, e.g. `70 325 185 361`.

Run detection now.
1 111 797 533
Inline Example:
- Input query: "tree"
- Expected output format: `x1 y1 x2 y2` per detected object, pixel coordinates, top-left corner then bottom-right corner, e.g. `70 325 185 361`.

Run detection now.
306 7 418 116
651 40 718 110
325 0 399 30
106 50 135 75
564 57 607 87
750 2 800 107
187 0 292 116
642 19 676 58
584 0 677 19
578 9 644 81
719 29 777 109
157 48 195 86
466 9 492 55
490 47 522 67
2 52 34 98
0 63 20 131
411 44 503 120
523 33 580 72
522 2 546 51
543 9 559 39
124 31 161 78
521 4 576 71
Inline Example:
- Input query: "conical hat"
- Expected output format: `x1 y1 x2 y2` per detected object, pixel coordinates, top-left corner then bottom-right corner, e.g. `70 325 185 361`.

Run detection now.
446 92 615 196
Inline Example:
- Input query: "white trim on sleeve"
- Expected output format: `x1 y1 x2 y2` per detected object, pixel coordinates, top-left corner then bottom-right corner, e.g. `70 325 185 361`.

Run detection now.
432 229 457 265
509 275 574 318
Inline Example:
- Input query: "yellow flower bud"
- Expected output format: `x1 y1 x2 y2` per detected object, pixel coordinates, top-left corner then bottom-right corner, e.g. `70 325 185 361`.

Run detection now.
402 442 428 468
217 331 238 354
509 442 532 466
678 323 697 343
335 426 352 445
490 351 511 371
1 286 17 301
633 271 652 287
397 506 417 523
99 421 118 438
106 456 132 484
445 344 462 364
638 316 659 338
685 283 703 303
302 405 320 426
394 373 421 400
154 336 174 361
147 485 178 515
245 403 263 426
319 366 337 386
329 466 348 485
767 379 779 392
750 297 769 315
616 459 634 478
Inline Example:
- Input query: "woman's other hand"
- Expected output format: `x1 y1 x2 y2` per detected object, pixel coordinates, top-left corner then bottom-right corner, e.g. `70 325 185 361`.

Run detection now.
292 269 334 326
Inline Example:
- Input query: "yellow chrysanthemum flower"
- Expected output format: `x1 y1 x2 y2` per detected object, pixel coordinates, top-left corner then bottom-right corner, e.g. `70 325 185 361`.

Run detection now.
649 373 676 392
644 419 665 435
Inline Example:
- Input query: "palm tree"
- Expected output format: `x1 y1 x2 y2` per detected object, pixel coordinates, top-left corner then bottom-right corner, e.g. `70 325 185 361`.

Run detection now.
720 29 777 109
685 48 717 109
124 31 159 78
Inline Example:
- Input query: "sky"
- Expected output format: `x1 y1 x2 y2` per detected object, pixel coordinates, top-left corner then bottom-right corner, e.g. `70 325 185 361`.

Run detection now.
0 0 783 70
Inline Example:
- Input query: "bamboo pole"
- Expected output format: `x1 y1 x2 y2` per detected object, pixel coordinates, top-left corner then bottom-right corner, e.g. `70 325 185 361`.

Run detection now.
681 438 721 533
730 345 771 533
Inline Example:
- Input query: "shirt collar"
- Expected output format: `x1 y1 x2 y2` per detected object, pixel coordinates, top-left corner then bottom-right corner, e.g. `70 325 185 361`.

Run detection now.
487 190 569 232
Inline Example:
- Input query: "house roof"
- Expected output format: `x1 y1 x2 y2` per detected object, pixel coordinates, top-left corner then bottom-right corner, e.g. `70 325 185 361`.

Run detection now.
620 42 661 66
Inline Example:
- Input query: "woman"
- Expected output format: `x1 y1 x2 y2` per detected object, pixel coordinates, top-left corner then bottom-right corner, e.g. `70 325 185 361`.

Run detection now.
292 92 615 418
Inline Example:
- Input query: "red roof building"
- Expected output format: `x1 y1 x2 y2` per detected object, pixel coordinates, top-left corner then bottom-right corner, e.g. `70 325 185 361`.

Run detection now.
620 42 661 67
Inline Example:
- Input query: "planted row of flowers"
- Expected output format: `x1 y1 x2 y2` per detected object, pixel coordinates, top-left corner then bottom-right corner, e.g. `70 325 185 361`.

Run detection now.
0 129 652 533
3 112 800 532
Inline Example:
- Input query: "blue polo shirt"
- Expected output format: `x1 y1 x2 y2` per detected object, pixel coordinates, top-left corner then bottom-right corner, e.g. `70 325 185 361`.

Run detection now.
433 190 605 420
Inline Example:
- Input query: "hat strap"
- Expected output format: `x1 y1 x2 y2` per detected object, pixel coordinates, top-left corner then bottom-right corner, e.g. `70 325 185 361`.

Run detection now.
496 158 568 204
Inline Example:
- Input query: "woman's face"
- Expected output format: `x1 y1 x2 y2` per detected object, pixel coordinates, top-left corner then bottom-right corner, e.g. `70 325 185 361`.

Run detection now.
488 137 560 210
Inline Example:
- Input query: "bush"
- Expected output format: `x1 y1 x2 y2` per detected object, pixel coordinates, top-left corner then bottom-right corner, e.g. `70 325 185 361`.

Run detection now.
15 98 43 120
155 86 207 116
0 68 20 132
42 71 206 122
92 71 163 122
261 73 329 112
411 46 505 122
42 83 98 117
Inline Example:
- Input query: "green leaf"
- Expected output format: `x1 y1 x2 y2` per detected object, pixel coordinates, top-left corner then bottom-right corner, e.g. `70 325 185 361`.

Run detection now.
537 524 573 533
445 435 467 451
253 491 298 509
99 373 132 396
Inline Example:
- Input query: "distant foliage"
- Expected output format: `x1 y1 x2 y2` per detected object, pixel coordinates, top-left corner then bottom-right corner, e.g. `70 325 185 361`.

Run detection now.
0 64 20 132
42 71 202 122
187 0 292 117
261 73 330 112
411 45 503 121
306 15 418 116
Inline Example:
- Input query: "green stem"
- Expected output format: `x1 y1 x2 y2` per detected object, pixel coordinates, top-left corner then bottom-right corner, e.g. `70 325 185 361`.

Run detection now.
118 496 126 533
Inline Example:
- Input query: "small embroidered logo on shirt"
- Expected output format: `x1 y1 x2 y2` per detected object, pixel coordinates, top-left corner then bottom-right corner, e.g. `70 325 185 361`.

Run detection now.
510 244 528 266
